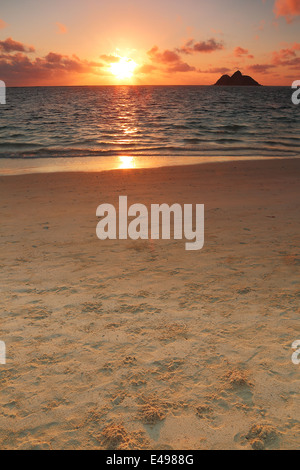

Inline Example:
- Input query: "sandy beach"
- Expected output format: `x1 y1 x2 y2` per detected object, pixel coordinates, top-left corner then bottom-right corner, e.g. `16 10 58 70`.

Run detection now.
0 158 299 450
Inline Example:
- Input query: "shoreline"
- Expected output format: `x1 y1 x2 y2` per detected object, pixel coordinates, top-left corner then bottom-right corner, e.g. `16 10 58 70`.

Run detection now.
0 154 299 177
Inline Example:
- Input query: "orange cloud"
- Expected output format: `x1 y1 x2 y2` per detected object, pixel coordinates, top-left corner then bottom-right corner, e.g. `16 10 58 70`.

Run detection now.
147 46 195 73
148 46 181 64
0 37 35 53
56 22 67 34
271 43 300 68
274 0 300 22
245 42 300 78
146 39 224 75
0 18 7 29
0 40 104 86
136 63 157 74
100 54 120 63
234 47 254 59
199 67 231 74
246 64 275 74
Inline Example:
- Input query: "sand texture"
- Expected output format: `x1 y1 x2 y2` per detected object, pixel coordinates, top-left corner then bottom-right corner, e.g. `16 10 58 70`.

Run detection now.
0 159 299 450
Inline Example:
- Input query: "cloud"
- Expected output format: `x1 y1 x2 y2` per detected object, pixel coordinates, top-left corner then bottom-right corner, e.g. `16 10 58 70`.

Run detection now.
246 63 276 74
274 0 300 22
100 54 121 63
167 62 196 73
199 67 231 74
244 42 300 77
271 43 300 68
0 45 104 85
136 63 157 74
282 57 300 68
42 52 103 72
0 37 35 53
0 18 7 29
56 22 68 34
234 47 254 59
178 38 224 54
147 46 195 73
148 46 181 63
142 38 224 76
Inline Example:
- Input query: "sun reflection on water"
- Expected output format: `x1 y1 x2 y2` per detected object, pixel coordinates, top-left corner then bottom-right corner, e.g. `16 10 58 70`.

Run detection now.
118 156 135 169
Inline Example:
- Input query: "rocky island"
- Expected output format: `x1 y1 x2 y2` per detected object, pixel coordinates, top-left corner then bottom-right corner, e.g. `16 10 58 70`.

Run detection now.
214 70 261 86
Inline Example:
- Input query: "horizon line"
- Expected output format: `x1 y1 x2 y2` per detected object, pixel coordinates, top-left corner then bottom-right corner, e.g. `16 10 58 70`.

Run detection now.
4 83 292 88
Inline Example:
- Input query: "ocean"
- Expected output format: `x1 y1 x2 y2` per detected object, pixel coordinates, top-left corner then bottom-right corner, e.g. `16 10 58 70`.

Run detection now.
0 85 299 173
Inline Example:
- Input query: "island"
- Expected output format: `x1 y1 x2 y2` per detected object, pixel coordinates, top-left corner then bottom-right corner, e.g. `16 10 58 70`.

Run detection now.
214 70 261 86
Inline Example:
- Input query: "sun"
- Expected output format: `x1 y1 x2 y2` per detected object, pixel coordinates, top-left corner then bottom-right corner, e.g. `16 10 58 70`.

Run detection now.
110 57 137 80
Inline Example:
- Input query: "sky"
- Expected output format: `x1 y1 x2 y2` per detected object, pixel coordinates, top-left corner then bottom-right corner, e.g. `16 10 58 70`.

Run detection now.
0 0 299 86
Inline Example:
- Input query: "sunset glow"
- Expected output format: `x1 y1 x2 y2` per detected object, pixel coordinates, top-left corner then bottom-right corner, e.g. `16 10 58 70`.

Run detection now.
110 57 137 80
0 0 300 86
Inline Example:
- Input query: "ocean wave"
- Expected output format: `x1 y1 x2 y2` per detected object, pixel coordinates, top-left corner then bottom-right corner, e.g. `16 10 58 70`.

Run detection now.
0 85 299 159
